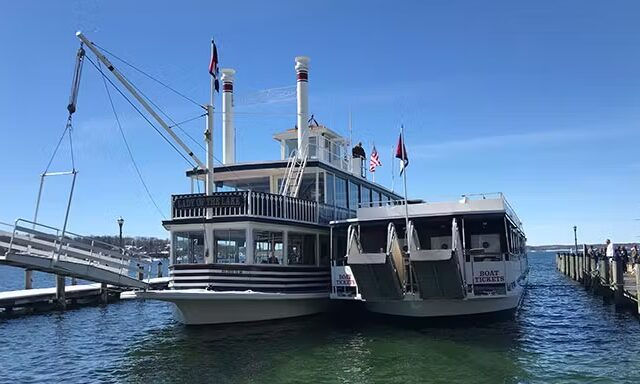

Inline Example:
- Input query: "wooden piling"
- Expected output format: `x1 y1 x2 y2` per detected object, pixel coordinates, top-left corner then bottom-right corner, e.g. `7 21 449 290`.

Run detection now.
570 253 576 280
100 282 108 304
636 263 640 315
584 251 592 289
55 275 66 309
577 253 583 282
613 257 625 307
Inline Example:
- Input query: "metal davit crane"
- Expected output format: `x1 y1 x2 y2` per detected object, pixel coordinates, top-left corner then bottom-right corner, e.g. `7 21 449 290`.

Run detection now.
0 38 151 294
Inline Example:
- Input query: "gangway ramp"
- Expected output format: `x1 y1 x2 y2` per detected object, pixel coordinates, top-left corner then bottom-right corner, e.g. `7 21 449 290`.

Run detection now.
0 219 148 289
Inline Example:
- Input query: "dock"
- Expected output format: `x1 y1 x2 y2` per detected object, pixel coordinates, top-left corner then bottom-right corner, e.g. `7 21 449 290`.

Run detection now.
0 277 170 316
556 251 640 313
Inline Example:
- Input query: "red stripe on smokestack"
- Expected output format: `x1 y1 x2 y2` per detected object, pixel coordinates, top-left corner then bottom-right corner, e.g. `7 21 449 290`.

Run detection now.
223 83 233 92
297 72 308 81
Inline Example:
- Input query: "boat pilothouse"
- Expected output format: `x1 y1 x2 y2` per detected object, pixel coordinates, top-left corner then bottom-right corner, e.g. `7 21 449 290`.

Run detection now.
330 193 528 318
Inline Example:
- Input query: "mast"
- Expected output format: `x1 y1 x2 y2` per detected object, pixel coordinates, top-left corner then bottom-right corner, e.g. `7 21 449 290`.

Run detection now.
204 40 216 264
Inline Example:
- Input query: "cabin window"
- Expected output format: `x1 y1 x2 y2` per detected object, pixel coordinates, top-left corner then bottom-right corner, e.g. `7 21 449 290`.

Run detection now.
173 231 205 264
308 136 318 158
335 177 347 209
361 187 371 207
285 139 297 158
234 177 270 193
348 181 359 209
298 173 318 201
382 194 390 205
331 226 348 265
325 172 335 206
319 234 330 265
464 216 506 256
317 172 325 204
214 229 246 264
254 230 284 264
287 232 317 265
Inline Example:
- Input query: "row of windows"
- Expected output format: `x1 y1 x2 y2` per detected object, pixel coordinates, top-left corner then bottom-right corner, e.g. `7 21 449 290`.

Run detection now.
173 230 329 266
325 172 395 209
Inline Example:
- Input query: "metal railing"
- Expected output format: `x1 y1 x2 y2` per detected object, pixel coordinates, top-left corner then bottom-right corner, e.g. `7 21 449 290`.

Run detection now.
1 218 149 280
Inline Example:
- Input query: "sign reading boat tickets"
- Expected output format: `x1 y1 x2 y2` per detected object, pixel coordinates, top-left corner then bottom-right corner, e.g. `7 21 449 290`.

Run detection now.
332 266 357 287
174 194 245 209
472 262 505 284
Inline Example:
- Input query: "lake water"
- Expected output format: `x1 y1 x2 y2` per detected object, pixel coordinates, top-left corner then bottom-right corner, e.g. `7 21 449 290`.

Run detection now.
1 252 639 383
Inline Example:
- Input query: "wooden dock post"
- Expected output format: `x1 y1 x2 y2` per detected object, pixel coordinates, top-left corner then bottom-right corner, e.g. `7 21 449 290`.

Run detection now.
100 283 108 304
577 252 583 283
635 263 640 315
584 250 592 289
55 275 66 309
564 253 569 276
601 258 611 301
570 253 576 280
613 257 625 308
25 269 33 290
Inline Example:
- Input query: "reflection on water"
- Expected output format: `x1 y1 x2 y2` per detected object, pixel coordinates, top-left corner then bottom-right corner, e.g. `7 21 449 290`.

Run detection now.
1 253 640 383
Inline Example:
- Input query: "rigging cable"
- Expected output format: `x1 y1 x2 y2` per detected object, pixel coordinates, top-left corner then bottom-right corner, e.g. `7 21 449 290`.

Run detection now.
85 55 196 168
92 42 203 108
97 60 167 220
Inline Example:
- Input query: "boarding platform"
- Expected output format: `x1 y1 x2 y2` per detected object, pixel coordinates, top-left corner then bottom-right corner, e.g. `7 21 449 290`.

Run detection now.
0 219 148 289
346 223 405 301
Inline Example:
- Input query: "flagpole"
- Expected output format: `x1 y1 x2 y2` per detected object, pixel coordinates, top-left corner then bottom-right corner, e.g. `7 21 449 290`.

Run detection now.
370 141 375 183
210 39 215 106
400 124 411 294
391 144 395 193
204 39 215 263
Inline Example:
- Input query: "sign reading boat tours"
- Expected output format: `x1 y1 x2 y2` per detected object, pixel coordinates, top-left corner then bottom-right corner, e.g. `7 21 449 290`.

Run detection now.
174 194 245 210
332 266 357 287
472 262 505 285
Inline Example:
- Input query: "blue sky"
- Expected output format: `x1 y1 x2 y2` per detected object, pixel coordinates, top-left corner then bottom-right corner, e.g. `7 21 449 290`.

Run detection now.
1 1 639 245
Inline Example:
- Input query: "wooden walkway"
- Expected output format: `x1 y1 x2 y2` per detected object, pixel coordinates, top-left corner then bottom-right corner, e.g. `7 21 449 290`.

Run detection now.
556 252 640 313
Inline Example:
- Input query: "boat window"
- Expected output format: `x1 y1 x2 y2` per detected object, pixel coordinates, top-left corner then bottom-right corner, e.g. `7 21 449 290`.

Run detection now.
319 234 330 265
308 136 318 158
361 186 371 207
335 177 347 209
370 190 379 206
331 225 348 265
285 139 297 157
382 194 390 205
254 230 284 264
233 177 270 193
173 231 205 264
298 173 318 201
325 172 335 206
214 229 246 264
287 232 317 265
411 218 454 250
317 172 325 204
463 216 506 256
348 181 359 209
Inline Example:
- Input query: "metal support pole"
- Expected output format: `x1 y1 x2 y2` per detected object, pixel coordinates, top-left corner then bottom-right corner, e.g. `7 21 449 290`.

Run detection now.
635 263 640 315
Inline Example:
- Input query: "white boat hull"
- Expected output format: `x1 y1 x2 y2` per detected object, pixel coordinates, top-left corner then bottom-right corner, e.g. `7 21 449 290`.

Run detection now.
136 290 330 325
365 285 525 318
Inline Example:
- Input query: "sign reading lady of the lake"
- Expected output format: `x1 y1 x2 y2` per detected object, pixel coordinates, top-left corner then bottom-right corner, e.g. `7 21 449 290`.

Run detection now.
472 262 505 284
174 194 245 209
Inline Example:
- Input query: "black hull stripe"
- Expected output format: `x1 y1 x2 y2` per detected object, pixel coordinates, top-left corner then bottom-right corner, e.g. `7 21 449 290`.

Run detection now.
171 275 330 282
171 280 329 287
170 271 330 278
171 284 328 293
171 263 329 273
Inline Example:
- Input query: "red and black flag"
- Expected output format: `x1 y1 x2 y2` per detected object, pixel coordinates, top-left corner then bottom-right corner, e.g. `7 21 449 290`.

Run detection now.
209 40 220 92
395 131 409 175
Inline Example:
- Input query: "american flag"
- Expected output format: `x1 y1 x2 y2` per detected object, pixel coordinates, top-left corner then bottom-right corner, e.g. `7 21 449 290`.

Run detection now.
369 145 382 172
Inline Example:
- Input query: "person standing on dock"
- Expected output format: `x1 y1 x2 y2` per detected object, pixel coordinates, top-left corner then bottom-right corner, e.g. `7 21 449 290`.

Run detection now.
606 239 614 260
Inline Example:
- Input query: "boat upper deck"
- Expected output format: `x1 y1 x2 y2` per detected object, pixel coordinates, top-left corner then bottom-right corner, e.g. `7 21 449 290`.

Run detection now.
334 193 523 231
